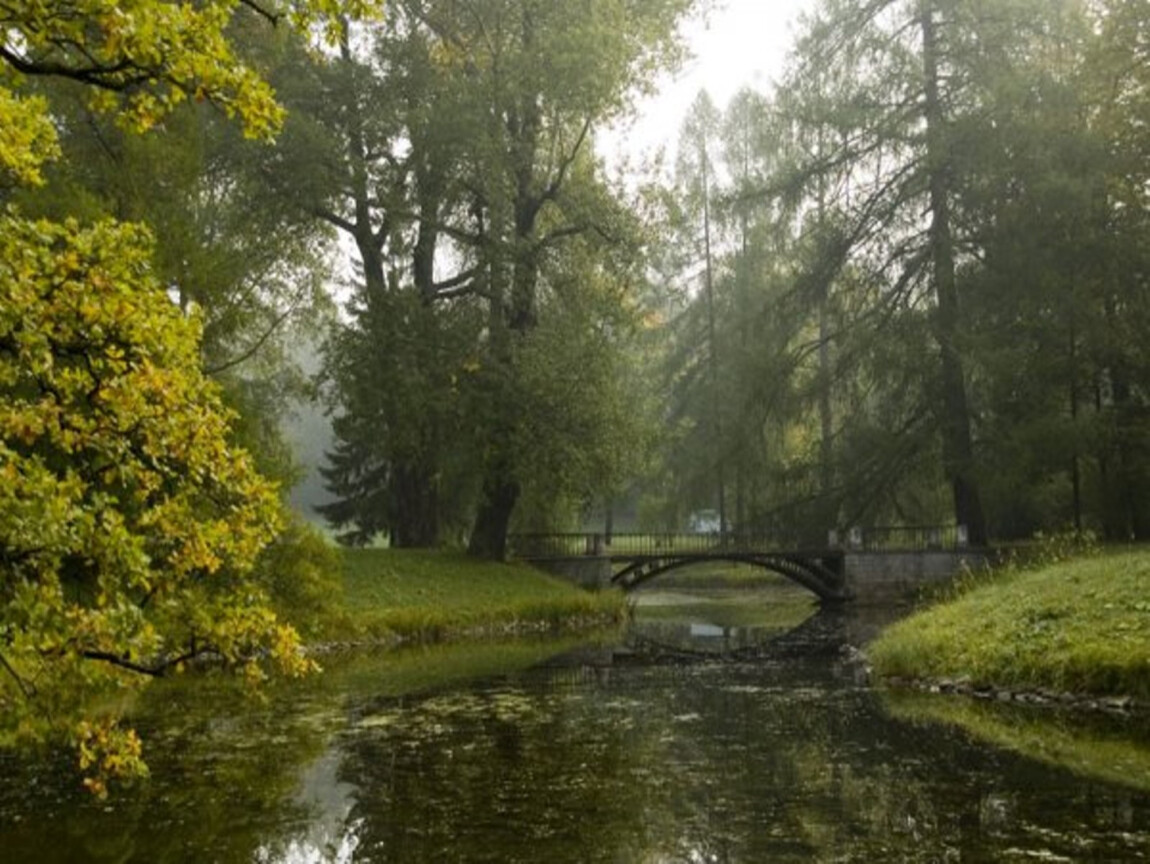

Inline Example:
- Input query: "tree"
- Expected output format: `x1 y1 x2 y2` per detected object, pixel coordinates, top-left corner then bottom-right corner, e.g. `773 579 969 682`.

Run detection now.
320 285 484 546
288 0 696 555
271 11 487 546
763 0 1091 544
1 0 377 793
675 90 728 530
426 0 694 558
958 0 1150 540
12 82 338 491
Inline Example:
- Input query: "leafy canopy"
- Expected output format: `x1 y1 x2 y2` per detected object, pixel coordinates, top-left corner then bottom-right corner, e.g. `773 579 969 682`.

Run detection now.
0 0 378 794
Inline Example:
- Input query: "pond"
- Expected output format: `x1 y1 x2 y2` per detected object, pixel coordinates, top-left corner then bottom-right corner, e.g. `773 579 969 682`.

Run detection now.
2 585 1148 862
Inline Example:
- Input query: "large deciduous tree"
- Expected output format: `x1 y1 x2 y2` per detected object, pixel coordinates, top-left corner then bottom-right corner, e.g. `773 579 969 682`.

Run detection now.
1 0 376 793
423 0 693 558
298 0 695 555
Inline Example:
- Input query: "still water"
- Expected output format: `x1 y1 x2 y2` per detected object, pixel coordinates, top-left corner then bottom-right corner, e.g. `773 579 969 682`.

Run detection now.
2 589 1149 862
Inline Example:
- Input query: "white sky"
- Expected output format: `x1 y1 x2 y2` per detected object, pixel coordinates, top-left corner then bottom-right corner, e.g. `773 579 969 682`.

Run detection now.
598 0 815 171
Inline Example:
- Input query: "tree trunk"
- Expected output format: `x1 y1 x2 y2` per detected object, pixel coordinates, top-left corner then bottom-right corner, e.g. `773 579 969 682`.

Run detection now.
390 462 440 547
701 146 727 534
815 122 836 530
467 475 521 560
1069 320 1082 533
921 2 988 546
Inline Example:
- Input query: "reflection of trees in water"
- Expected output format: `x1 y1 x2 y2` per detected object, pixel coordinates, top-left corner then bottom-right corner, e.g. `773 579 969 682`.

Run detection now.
625 606 855 663
336 684 677 862
886 690 1150 794
0 674 334 863
3 639 1147 862
0 640 588 863
332 659 1150 863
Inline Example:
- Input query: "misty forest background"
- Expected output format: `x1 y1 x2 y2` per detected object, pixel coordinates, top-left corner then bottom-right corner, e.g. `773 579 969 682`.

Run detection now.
24 0 1150 556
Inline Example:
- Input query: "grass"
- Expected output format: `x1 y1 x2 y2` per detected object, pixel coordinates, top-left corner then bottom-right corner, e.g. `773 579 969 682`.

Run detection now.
869 548 1150 699
319 548 627 644
646 561 797 590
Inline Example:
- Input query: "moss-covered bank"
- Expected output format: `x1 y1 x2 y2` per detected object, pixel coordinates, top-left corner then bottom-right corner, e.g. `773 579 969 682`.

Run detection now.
869 549 1150 702
313 548 627 646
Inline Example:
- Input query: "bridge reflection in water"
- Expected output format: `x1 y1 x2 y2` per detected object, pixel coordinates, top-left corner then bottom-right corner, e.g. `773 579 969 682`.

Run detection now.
509 528 986 604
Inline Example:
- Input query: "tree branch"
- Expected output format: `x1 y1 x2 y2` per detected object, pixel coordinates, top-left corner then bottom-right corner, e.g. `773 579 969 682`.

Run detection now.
0 650 35 698
311 206 358 236
537 223 587 249
0 45 150 91
203 301 299 376
540 117 592 206
81 646 217 678
238 0 283 25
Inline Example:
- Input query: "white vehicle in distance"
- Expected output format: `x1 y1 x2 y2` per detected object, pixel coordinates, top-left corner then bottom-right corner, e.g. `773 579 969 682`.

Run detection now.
687 509 722 534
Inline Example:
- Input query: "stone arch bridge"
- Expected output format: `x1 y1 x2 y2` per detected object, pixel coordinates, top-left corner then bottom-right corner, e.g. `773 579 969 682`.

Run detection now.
508 529 989 604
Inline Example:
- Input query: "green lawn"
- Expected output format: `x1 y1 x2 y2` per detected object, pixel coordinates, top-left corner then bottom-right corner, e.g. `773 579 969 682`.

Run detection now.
869 549 1150 699
322 548 626 643
646 561 796 590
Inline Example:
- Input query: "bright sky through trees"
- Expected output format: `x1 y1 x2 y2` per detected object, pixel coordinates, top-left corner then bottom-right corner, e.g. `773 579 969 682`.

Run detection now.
599 0 813 167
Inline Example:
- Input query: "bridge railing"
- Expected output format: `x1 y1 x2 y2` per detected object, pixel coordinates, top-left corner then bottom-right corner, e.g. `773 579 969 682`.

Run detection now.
508 525 968 559
508 533 606 557
508 532 800 559
832 524 968 551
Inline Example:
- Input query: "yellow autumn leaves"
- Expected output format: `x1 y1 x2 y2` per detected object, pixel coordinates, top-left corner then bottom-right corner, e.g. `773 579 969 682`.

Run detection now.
1 0 378 793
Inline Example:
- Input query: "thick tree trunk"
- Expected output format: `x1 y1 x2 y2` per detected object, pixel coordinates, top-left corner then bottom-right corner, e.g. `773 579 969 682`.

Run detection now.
921 3 988 546
467 475 521 560
390 462 440 547
467 250 537 559
467 74 544 559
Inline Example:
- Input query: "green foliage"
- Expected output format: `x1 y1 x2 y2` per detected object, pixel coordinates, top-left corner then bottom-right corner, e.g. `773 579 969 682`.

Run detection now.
508 240 658 530
0 213 308 793
300 1 697 553
0 0 289 170
320 288 484 547
869 549 1150 700
255 518 344 640
644 0 1150 547
0 0 377 794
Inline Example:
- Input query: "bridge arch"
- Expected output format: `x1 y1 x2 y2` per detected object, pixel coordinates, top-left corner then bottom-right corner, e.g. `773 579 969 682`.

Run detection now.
612 553 849 603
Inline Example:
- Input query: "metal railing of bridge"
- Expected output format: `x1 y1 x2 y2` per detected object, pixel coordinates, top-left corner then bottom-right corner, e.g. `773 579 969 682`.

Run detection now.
833 524 969 551
509 532 822 558
507 525 968 559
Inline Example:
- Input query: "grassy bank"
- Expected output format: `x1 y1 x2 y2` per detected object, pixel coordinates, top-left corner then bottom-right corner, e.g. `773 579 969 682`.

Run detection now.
869 549 1150 700
644 561 798 591
317 548 626 644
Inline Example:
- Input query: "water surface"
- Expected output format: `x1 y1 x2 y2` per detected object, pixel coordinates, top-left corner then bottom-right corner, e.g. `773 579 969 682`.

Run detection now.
2 590 1148 862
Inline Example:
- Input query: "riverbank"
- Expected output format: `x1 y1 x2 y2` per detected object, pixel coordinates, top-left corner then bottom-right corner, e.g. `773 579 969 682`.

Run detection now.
314 548 626 647
868 548 1150 704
